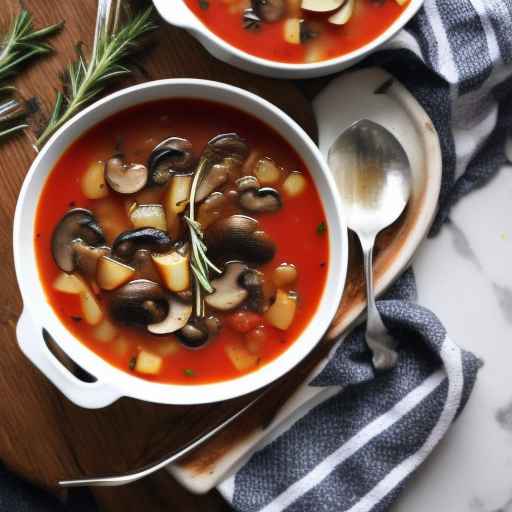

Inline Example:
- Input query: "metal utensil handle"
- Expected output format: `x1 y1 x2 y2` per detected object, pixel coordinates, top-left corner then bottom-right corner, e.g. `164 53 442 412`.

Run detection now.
59 389 269 487
360 236 399 370
16 310 122 409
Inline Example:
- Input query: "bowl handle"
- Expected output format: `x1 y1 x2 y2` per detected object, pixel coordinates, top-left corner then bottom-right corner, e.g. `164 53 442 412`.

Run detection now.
153 0 197 29
16 310 123 409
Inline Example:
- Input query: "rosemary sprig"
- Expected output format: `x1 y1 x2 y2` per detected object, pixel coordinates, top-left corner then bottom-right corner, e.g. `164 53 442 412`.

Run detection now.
0 10 62 140
36 5 156 148
186 157 222 317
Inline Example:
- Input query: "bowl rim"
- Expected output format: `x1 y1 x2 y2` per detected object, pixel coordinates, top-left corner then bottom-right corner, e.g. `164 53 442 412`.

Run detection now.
13 78 348 405
154 0 425 72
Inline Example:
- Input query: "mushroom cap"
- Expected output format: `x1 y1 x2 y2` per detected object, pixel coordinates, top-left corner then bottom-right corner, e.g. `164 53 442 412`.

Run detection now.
73 242 110 280
206 215 276 265
239 187 282 213
109 279 169 326
105 157 148 194
176 320 210 348
147 296 193 335
238 268 265 313
205 133 249 164
148 137 195 186
205 262 249 311
195 164 230 203
51 208 105 272
251 0 285 22
112 228 173 262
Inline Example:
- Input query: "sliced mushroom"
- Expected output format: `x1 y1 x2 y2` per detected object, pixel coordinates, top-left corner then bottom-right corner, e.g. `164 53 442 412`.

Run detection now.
197 192 228 229
205 133 249 164
112 228 173 262
148 137 195 186
328 0 354 24
176 289 193 303
204 315 222 337
238 269 265 313
206 215 276 265
176 320 209 348
236 175 260 192
195 163 230 202
105 156 148 194
252 0 285 22
109 279 169 326
148 296 193 335
132 249 162 283
301 0 345 12
205 262 249 311
73 242 110 280
51 209 105 272
239 187 282 213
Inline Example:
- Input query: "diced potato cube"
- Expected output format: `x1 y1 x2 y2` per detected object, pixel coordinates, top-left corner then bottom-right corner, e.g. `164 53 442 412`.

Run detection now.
165 174 191 216
255 158 281 185
81 161 109 199
164 175 192 239
225 343 259 372
135 350 163 375
282 172 307 197
284 18 302 45
97 256 135 290
272 263 298 287
53 272 86 294
79 287 103 326
92 318 118 343
152 251 190 292
129 204 167 231
264 289 297 330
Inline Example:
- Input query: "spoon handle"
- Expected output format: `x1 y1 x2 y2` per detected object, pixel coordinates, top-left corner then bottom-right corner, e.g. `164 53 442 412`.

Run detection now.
361 239 398 370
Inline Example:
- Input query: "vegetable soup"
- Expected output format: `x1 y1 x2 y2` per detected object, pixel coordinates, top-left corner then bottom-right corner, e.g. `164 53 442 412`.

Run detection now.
35 99 329 384
183 0 410 64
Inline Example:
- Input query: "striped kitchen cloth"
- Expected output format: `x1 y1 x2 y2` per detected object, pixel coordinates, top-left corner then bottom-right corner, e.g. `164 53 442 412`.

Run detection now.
218 1 512 511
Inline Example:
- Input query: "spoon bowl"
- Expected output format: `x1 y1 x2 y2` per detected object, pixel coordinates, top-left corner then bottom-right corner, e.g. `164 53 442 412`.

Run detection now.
328 119 411 239
328 119 412 369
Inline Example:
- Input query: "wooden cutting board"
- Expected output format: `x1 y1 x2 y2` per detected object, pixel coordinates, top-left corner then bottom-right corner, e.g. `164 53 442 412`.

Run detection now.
0 2 408 512
0 1 318 511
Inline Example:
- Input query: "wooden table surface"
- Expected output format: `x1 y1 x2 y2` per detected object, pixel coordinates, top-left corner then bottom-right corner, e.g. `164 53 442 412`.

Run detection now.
0 2 410 511
0 1 324 511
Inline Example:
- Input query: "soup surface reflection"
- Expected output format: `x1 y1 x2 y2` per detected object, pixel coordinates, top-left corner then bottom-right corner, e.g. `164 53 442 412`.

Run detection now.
35 99 329 384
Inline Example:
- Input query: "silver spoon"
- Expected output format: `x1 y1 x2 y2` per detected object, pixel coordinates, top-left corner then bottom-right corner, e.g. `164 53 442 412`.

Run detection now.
328 119 412 370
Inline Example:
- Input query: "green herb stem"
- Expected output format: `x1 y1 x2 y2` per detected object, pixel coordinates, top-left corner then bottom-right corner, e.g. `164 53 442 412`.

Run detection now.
36 6 156 148
0 10 62 142
186 156 222 316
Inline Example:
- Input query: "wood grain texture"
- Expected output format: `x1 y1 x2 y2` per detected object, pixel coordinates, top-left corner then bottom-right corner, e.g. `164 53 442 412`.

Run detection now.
0 1 317 511
0 2 408 511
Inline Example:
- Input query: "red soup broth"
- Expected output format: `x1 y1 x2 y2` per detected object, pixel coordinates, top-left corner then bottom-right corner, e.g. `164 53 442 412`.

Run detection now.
183 0 409 64
34 99 329 385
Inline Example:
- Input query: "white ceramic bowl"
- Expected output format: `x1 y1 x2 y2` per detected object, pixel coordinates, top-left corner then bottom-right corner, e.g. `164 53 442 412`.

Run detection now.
153 0 424 79
13 79 348 409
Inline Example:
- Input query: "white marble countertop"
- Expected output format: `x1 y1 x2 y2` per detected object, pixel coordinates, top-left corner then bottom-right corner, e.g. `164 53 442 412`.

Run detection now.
394 160 512 511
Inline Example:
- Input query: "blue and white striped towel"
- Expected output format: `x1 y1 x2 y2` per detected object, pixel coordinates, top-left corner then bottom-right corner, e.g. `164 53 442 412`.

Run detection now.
219 1 512 510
